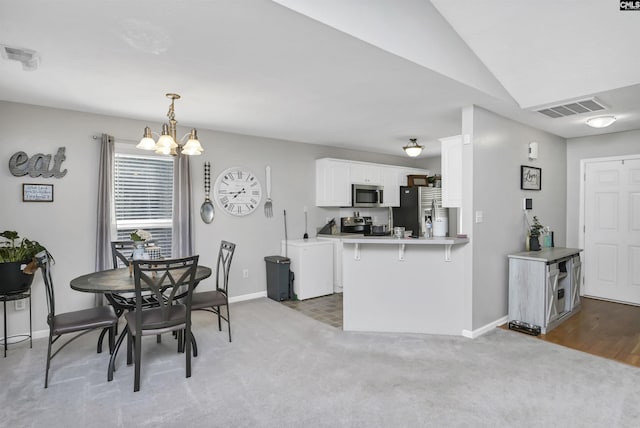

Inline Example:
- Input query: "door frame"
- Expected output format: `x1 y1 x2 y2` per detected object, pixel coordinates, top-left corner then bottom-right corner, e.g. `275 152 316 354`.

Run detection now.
579 154 640 300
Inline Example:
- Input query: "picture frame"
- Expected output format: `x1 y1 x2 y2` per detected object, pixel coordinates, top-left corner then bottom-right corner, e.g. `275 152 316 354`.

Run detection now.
22 183 54 202
520 166 541 191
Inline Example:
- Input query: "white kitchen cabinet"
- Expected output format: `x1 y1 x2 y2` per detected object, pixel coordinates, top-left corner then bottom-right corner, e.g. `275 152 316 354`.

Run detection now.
350 163 382 185
380 166 400 207
315 158 428 207
440 135 462 208
315 158 351 207
281 239 334 300
508 248 582 334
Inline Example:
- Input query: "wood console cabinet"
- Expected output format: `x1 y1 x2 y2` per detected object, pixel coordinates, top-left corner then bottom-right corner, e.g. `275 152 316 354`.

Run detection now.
508 248 582 334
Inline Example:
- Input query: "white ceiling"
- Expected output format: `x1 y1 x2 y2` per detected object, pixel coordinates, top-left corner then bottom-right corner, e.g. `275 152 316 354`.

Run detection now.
1 0 639 158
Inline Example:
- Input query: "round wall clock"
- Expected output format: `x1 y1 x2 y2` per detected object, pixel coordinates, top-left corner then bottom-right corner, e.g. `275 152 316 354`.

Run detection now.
213 166 263 216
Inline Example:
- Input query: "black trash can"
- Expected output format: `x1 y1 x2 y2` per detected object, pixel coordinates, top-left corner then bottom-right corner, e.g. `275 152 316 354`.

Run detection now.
264 256 294 301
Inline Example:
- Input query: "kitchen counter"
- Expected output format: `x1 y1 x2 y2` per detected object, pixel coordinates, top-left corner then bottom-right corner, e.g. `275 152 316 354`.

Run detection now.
341 236 468 245
336 235 468 336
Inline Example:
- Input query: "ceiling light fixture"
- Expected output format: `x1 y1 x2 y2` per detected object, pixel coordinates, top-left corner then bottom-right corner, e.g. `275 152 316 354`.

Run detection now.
136 93 203 156
586 115 616 128
403 138 423 157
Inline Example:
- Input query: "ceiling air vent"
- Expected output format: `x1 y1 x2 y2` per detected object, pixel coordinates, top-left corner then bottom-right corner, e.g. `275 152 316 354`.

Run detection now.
536 98 606 119
1 44 39 71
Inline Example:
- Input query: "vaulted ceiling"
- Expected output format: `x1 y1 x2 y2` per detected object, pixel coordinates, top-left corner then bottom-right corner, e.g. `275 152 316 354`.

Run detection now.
1 0 638 157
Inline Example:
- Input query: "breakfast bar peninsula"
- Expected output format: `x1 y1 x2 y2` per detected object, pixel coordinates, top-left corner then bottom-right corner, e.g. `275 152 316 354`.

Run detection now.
339 235 469 336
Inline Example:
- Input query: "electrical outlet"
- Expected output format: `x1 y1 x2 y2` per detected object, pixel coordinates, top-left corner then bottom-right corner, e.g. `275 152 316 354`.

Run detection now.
242 269 249 278
15 299 26 311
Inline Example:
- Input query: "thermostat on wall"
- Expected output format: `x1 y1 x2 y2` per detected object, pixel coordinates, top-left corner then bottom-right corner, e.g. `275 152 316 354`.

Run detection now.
523 198 532 210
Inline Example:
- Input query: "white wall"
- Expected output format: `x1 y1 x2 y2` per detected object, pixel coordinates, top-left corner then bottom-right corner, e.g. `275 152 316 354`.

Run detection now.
469 107 567 330
0 100 421 336
566 129 640 247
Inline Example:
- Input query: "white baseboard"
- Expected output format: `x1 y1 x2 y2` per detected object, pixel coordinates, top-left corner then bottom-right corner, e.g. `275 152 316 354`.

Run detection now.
229 291 267 303
462 315 508 339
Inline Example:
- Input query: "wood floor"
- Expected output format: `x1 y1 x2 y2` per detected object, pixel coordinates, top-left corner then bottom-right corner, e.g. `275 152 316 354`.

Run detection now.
521 297 640 368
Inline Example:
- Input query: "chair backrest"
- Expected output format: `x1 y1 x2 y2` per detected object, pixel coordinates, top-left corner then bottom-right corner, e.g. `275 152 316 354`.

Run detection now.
216 241 236 294
111 240 134 269
35 251 56 321
132 255 199 329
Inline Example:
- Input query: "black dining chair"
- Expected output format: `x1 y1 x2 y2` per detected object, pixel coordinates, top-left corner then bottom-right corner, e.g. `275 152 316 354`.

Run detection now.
191 241 236 342
95 241 164 353
108 255 199 392
35 251 118 388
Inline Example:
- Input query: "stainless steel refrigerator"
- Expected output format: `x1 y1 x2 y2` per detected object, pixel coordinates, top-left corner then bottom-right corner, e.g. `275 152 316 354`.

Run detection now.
392 186 449 237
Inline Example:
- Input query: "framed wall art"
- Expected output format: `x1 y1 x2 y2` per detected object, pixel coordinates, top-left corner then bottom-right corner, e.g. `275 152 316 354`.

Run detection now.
22 183 54 202
520 166 541 191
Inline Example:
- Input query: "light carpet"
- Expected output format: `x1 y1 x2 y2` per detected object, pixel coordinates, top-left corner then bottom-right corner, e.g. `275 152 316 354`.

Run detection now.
2 297 638 427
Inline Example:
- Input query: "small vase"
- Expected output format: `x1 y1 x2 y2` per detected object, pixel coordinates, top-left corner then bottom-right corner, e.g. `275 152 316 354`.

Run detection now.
529 236 541 251
132 242 146 260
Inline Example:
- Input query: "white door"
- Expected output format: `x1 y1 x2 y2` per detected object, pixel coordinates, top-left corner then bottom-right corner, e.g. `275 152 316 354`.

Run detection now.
584 158 640 304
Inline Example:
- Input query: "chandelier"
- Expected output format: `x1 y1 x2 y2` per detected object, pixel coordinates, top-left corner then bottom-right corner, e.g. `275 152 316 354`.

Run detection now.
403 138 423 157
136 93 203 156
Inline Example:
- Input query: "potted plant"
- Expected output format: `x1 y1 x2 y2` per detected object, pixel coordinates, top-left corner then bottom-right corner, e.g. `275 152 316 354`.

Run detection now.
0 230 52 295
528 216 544 251
130 229 152 260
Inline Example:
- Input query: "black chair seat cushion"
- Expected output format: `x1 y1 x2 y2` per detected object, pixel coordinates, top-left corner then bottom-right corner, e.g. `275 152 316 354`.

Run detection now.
125 304 187 336
191 290 227 310
52 306 118 336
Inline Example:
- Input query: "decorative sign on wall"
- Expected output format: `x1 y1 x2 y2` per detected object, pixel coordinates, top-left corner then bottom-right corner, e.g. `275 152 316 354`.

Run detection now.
520 165 542 191
22 183 54 202
9 147 67 178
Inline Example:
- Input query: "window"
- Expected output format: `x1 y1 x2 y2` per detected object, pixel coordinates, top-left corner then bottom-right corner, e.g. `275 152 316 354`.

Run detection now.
114 152 173 258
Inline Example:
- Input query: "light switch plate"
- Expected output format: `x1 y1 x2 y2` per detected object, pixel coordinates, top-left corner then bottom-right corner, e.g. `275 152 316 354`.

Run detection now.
475 211 483 223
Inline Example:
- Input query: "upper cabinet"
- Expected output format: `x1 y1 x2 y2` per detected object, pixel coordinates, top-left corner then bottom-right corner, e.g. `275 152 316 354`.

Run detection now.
316 158 428 207
315 158 351 207
440 135 462 207
350 163 382 185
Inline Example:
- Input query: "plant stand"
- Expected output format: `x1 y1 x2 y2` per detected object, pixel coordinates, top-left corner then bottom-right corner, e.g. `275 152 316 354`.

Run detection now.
1 290 32 358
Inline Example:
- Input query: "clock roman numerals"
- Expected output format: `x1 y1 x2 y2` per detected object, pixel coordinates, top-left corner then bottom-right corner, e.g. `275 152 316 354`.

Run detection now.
214 167 262 217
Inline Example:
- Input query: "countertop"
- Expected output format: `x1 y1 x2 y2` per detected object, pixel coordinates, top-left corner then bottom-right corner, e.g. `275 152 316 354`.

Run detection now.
508 247 582 262
325 235 469 245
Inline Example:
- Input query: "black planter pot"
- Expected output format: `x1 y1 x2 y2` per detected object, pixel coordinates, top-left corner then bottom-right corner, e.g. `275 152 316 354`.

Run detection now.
529 236 541 251
0 261 36 295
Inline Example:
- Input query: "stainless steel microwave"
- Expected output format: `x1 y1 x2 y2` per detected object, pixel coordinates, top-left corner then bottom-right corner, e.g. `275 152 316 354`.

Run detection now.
352 184 384 207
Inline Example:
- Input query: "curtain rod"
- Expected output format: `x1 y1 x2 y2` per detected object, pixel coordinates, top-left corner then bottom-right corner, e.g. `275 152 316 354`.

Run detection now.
92 134 138 144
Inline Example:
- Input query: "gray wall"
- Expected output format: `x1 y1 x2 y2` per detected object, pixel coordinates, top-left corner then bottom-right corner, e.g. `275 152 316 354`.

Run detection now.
470 107 567 329
0 100 422 336
566 129 640 247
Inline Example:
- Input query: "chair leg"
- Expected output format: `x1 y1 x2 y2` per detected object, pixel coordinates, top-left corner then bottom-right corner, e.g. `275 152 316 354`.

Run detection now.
226 304 232 342
191 332 198 357
217 306 222 331
134 333 142 392
127 329 133 365
108 326 128 381
185 328 191 379
109 326 115 354
45 331 53 388
97 328 108 354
